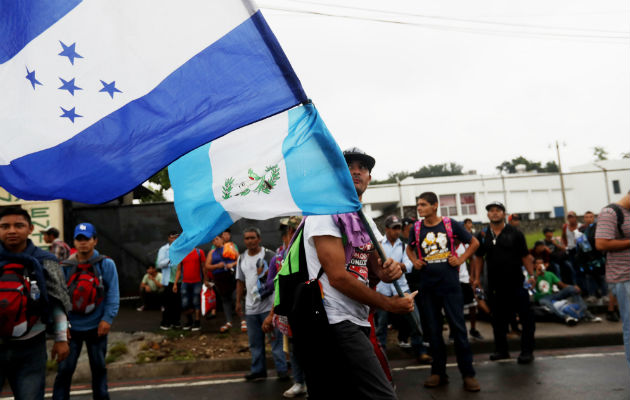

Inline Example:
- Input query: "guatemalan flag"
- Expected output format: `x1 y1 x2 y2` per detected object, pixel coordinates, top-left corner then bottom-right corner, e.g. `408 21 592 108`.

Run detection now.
0 0 308 203
168 103 361 264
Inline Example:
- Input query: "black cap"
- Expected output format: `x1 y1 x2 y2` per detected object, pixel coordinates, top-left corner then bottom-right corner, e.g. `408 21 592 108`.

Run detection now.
40 227 60 237
384 215 402 228
343 147 375 172
485 201 506 212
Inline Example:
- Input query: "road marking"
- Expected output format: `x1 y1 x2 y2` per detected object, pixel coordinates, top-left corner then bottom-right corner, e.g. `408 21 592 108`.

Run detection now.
1 351 623 398
391 351 625 372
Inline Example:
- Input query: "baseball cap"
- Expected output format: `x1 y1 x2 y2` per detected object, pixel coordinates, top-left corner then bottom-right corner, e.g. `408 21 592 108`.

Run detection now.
343 147 375 172
74 222 96 239
485 201 506 212
384 215 402 228
40 227 60 237
279 216 302 229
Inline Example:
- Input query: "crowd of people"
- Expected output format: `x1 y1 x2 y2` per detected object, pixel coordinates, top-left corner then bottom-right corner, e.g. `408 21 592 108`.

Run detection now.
1 146 628 399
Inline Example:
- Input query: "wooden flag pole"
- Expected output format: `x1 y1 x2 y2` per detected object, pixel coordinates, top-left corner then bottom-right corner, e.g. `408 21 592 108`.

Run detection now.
357 208 423 336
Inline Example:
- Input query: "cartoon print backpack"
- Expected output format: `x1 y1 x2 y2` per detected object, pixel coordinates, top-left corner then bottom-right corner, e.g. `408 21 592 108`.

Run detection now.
413 217 456 261
0 258 46 338
64 256 106 314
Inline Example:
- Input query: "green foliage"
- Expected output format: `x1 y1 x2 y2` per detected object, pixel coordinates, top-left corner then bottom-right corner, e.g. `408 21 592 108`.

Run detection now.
593 146 608 161
141 168 171 202
621 152 629 159
496 156 558 174
106 342 128 364
372 163 464 184
222 177 234 199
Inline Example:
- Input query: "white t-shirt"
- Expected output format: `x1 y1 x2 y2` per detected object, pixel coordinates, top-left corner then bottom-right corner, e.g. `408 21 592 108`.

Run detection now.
303 214 383 328
456 243 470 284
235 247 274 315
564 225 583 250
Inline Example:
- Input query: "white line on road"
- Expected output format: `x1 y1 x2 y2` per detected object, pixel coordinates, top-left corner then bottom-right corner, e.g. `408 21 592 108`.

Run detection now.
1 352 623 399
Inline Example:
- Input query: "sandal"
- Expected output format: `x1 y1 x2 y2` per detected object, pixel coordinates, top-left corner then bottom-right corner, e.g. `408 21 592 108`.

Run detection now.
219 322 232 333
241 320 247 332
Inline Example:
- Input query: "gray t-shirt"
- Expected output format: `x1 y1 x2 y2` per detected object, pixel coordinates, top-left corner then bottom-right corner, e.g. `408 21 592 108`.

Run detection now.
236 247 275 315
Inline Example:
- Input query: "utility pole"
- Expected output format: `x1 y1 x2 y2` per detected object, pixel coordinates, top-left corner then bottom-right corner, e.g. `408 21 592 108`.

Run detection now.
396 177 404 218
555 141 568 220
593 162 611 204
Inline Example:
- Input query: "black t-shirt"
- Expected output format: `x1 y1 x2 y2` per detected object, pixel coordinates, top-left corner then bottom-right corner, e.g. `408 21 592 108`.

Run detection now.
407 218 472 293
475 224 529 290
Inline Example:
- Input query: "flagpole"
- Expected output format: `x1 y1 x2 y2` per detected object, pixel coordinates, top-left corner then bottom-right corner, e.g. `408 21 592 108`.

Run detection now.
357 208 423 336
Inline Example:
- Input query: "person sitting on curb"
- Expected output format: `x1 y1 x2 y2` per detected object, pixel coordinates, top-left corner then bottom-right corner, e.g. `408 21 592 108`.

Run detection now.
138 264 163 311
532 257 601 325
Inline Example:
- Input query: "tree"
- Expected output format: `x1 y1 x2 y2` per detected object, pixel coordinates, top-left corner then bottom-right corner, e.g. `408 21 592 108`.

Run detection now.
496 156 558 174
140 168 171 202
412 162 464 178
593 146 608 161
621 152 630 159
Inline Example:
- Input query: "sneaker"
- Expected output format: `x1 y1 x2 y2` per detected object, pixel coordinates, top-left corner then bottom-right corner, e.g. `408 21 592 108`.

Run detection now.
469 329 484 341
398 341 411 349
463 376 481 392
182 323 192 331
191 320 201 331
417 353 433 364
244 372 267 382
277 371 291 381
584 296 598 304
565 316 578 326
159 324 171 331
517 352 534 364
241 320 248 333
136 305 145 312
601 295 609 304
220 322 233 333
424 374 448 388
283 382 307 398
173 324 182 330
489 352 510 361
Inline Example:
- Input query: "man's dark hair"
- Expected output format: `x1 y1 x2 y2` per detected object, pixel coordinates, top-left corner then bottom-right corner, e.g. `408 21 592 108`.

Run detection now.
463 218 473 224
584 211 594 215
417 192 438 205
0 206 32 225
244 227 261 238
168 230 179 237
543 227 554 234
534 257 544 263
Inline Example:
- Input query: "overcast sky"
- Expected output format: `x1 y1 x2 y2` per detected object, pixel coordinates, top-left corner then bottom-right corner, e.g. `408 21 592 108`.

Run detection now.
259 0 630 180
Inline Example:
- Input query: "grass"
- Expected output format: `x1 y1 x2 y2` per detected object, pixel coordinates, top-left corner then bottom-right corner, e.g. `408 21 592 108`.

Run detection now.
525 230 561 249
105 342 128 364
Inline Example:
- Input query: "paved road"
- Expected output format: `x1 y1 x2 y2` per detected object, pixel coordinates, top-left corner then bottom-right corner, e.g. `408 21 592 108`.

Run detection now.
14 346 629 400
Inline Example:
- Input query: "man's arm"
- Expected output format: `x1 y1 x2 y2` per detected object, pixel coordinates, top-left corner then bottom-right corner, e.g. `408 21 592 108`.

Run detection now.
314 235 415 314
448 236 480 267
470 255 483 290
99 259 120 336
406 243 425 271
595 238 630 252
172 264 182 292
235 279 245 316
156 246 169 270
522 254 536 286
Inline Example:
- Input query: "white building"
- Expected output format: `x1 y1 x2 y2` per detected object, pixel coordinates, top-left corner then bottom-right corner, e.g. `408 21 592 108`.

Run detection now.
362 159 630 222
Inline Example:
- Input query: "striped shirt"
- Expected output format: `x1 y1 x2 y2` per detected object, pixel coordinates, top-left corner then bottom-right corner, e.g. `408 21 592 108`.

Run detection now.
595 206 630 283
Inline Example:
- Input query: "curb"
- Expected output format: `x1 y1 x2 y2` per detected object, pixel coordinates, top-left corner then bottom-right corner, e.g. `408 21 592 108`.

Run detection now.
47 330 622 385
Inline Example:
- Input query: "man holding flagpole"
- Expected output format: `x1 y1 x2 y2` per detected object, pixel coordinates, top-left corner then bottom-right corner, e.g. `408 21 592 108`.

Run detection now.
296 148 416 399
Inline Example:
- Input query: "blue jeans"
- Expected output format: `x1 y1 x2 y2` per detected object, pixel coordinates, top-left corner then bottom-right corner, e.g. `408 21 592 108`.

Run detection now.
53 329 109 400
0 332 47 400
422 288 475 378
245 312 287 375
609 281 630 369
539 286 587 321
289 339 304 384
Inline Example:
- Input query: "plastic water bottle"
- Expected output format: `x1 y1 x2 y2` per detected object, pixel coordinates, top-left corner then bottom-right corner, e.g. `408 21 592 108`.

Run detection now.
30 280 40 300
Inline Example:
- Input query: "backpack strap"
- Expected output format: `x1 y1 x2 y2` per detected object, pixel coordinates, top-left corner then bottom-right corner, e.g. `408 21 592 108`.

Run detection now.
442 217 456 255
606 203 626 238
414 220 423 262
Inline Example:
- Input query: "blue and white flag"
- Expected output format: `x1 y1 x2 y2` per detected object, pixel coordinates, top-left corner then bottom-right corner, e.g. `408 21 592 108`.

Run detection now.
168 104 360 264
0 0 306 203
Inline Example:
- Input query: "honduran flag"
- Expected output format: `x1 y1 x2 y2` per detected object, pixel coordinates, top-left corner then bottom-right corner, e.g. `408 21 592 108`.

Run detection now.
0 0 306 203
168 103 360 264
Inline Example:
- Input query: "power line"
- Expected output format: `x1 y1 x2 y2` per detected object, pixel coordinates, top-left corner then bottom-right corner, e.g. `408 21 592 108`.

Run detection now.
282 0 630 35
260 1 630 43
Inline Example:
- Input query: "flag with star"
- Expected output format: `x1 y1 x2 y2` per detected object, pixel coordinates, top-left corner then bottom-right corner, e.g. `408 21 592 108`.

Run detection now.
0 0 306 203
